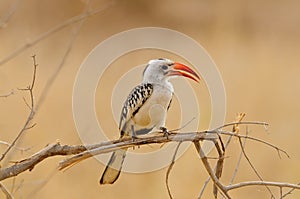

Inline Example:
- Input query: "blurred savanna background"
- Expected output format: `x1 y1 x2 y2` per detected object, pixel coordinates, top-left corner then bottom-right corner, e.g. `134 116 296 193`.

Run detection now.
1 0 300 198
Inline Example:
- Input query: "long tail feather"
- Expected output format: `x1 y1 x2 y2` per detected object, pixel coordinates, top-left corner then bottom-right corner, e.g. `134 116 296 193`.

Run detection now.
100 149 127 184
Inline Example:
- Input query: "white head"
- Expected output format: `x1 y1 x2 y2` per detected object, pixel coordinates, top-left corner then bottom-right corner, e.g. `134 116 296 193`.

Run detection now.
142 58 200 84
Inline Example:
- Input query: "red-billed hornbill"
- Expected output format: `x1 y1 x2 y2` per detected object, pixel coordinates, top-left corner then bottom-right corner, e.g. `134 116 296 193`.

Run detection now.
100 58 200 184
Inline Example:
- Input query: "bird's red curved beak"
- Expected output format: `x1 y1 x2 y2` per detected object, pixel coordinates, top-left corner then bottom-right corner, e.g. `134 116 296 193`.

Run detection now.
168 62 200 82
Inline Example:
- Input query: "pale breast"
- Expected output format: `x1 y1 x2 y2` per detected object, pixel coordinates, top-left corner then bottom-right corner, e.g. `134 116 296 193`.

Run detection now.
132 84 173 129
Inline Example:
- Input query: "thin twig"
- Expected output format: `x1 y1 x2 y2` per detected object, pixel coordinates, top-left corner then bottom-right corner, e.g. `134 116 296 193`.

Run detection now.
0 182 14 199
0 141 31 153
227 181 300 191
218 131 289 158
169 117 196 132
215 121 268 131
281 182 300 198
237 135 275 198
10 176 16 195
0 90 15 98
11 179 23 195
166 142 182 199
229 127 248 185
0 55 37 162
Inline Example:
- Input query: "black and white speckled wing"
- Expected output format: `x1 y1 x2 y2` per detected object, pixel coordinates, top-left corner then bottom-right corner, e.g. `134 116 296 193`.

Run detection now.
119 83 153 134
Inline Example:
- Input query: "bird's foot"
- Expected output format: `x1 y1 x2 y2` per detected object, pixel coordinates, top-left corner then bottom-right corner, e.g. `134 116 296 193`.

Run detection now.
131 135 138 141
131 135 139 149
160 127 170 139
130 125 139 149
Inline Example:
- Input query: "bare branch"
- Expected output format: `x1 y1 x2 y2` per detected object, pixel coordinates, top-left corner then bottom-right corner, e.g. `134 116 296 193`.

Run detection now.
0 143 87 181
0 55 37 162
58 132 217 171
0 129 222 181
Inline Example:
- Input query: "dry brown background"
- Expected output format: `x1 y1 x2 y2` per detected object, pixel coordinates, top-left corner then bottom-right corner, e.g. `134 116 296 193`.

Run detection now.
1 0 300 198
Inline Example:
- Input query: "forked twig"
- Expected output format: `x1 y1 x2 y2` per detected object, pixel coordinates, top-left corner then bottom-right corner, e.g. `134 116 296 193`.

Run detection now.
0 55 38 162
194 141 230 199
281 182 300 198
198 113 245 198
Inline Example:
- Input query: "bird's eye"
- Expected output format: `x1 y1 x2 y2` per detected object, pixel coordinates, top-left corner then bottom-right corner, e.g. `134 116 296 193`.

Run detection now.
161 65 168 70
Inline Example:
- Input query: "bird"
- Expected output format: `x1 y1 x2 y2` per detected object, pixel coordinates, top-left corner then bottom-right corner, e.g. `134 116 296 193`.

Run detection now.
100 58 200 184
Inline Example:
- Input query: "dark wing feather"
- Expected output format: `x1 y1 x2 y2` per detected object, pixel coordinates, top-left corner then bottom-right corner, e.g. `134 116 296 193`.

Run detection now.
119 83 153 133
